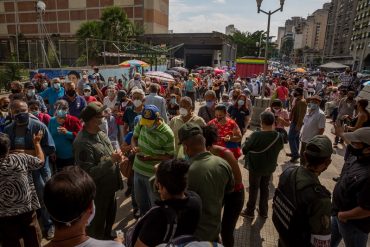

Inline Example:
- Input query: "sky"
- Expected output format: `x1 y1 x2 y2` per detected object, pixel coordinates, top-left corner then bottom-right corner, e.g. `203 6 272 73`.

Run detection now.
169 0 329 39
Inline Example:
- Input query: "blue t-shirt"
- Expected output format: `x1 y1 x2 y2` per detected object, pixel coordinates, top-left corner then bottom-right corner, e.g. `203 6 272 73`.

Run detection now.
39 87 65 115
185 80 195 92
48 117 74 159
124 132 133 145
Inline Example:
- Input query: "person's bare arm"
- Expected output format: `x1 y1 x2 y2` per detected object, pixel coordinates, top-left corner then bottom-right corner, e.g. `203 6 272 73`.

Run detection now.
222 150 242 185
33 130 45 163
347 114 366 132
338 207 370 222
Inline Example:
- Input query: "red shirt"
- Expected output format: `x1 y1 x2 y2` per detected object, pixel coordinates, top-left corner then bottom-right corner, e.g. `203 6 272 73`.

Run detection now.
62 115 82 137
207 117 239 147
36 112 51 126
84 96 97 104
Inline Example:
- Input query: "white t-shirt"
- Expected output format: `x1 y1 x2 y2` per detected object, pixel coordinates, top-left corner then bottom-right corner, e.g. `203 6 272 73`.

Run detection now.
75 238 124 247
103 96 117 109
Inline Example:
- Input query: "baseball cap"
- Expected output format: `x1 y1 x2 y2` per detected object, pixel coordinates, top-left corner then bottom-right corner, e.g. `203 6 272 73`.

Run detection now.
140 105 160 126
305 135 333 158
294 87 304 96
178 122 203 144
343 127 370 145
80 102 107 122
83 84 91 91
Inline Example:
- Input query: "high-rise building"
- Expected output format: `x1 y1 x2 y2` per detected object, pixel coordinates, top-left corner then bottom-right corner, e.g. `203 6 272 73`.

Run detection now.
324 0 358 63
351 0 370 70
225 24 237 36
301 7 329 51
276 27 285 49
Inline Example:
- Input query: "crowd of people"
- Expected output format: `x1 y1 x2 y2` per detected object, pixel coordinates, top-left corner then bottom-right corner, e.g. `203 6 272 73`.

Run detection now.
0 65 369 247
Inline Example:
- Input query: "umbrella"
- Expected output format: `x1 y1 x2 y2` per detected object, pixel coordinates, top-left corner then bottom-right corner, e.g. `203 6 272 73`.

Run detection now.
145 71 175 82
214 68 225 75
165 70 181 77
170 67 189 74
319 62 349 69
294 68 306 73
363 81 370 86
119 59 149 68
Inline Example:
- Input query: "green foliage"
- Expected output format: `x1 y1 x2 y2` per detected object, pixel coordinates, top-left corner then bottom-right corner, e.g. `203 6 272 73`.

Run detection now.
0 54 23 91
76 6 140 65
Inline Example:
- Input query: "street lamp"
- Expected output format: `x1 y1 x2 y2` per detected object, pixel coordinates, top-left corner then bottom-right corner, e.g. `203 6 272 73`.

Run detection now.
256 0 285 98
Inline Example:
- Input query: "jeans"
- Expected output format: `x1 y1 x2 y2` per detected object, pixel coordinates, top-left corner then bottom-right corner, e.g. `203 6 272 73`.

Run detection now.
134 171 154 215
246 172 271 216
32 160 53 232
0 211 42 247
221 189 245 247
331 216 368 247
299 142 307 166
288 122 300 159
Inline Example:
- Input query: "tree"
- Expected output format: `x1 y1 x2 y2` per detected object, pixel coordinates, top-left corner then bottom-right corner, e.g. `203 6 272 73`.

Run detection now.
76 21 103 65
230 30 267 57
0 54 23 90
100 6 134 43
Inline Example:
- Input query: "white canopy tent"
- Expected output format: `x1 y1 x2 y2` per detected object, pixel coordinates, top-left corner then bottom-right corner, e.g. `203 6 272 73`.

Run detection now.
319 62 349 69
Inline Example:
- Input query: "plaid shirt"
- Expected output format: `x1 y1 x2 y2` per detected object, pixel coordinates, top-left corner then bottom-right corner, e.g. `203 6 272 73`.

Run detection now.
339 73 353 87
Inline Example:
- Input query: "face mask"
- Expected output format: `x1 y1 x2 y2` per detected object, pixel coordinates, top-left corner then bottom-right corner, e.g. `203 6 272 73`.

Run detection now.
31 111 39 116
84 91 91 97
27 89 35 97
308 103 318 110
108 80 114 85
348 144 367 157
53 83 60 90
179 108 188 117
87 201 95 226
14 112 29 125
56 109 68 118
206 101 214 108
170 98 176 104
347 96 354 100
108 92 115 98
273 108 281 113
66 89 76 97
238 100 245 106
133 100 142 107
347 103 352 108
217 117 225 122
43 82 49 88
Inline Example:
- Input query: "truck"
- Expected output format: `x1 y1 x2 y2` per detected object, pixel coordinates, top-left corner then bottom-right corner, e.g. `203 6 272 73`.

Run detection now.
235 57 265 79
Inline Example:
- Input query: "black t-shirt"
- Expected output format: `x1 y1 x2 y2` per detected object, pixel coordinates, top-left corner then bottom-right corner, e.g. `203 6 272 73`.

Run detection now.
227 105 250 131
333 156 370 233
138 191 202 246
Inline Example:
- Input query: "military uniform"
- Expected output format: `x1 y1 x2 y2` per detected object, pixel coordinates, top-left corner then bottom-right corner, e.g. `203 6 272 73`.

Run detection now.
273 135 332 247
74 104 123 240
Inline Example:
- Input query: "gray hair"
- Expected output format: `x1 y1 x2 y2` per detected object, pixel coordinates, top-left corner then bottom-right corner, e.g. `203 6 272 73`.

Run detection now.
131 88 145 97
260 111 275 126
54 99 69 111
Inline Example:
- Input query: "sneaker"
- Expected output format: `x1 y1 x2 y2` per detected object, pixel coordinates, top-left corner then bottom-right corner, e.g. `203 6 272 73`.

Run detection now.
46 225 55 240
240 209 254 219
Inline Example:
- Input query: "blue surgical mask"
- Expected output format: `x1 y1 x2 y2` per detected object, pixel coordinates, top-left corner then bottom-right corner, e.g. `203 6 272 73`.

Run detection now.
206 101 214 108
238 100 245 106
56 109 68 118
170 98 176 104
53 83 60 90
308 103 318 110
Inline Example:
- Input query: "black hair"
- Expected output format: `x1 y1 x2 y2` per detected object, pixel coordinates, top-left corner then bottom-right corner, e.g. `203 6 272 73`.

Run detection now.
44 166 96 228
67 70 80 79
305 144 330 167
0 133 10 157
215 104 227 113
260 111 275 126
202 125 218 147
358 99 369 110
271 99 283 108
156 159 190 195
28 100 40 108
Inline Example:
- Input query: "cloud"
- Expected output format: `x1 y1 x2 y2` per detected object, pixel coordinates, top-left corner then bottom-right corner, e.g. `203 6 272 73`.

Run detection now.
213 0 226 3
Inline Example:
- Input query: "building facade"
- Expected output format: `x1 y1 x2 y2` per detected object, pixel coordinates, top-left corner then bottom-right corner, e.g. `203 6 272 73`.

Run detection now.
324 0 358 64
0 0 169 65
351 0 370 70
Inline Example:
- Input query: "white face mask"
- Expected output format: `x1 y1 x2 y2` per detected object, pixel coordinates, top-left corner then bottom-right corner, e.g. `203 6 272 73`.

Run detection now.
179 108 188 117
84 91 91 97
87 201 95 226
133 99 142 107
27 89 35 97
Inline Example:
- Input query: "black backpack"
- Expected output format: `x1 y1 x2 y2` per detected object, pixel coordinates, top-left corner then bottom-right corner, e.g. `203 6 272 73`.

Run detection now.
272 166 330 246
125 205 178 247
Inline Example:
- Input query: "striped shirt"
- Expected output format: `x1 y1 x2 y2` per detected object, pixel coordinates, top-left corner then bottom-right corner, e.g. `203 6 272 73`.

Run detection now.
133 122 175 177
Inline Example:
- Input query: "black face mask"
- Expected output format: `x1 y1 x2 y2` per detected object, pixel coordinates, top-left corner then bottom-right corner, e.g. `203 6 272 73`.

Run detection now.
66 90 76 97
348 144 369 157
11 89 21 94
14 112 29 125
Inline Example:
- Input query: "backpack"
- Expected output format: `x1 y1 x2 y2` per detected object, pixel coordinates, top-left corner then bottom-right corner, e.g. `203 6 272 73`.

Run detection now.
125 205 178 247
272 166 330 247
